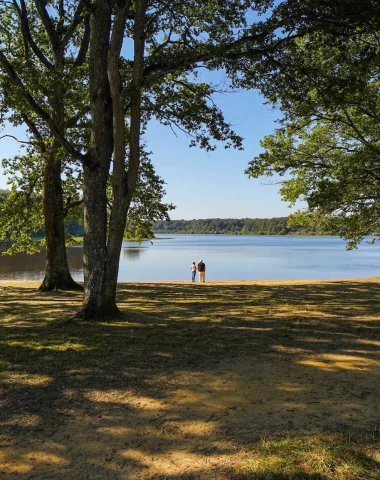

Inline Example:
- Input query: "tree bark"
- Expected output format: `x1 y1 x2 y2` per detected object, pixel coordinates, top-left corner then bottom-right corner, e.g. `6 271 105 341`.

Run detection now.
104 0 147 307
105 0 131 308
39 42 82 292
77 0 115 319
39 140 82 291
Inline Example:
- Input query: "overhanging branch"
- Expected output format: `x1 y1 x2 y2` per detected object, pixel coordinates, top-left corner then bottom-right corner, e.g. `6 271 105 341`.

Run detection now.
0 50 85 161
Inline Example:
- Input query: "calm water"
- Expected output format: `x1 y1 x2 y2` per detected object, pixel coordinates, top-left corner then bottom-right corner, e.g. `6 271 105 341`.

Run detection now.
1 234 380 282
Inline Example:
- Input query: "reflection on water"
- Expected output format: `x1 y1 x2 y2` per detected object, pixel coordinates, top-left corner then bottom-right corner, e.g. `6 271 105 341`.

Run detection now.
1 235 380 282
122 247 147 261
0 247 83 281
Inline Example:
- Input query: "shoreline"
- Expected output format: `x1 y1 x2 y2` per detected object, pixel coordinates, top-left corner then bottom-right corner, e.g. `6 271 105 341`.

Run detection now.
1 276 380 288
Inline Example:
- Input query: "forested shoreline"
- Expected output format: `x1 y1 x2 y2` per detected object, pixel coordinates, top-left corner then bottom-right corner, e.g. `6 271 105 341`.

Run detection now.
154 218 331 236
50 216 333 238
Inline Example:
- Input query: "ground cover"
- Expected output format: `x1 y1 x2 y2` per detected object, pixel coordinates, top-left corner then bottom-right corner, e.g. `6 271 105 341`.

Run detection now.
0 279 379 479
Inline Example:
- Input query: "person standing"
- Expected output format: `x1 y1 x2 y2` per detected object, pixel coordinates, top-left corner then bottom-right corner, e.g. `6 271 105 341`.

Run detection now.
191 261 197 282
198 259 206 283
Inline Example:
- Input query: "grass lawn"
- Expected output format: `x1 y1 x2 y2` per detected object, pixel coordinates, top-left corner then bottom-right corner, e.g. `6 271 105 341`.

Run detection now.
0 278 379 479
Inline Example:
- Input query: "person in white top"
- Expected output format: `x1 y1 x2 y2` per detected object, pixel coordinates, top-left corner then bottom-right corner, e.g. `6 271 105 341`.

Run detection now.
191 261 197 282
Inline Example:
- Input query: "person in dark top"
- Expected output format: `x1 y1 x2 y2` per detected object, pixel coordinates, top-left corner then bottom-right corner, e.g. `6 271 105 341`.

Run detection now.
198 259 206 283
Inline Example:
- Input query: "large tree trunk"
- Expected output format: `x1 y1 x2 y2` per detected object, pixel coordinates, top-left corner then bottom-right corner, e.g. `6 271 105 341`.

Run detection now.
77 0 115 319
39 41 82 292
104 0 147 307
39 140 82 291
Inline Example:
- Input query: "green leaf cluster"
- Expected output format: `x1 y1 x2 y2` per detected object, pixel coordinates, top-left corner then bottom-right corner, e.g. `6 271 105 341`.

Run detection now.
246 31 380 249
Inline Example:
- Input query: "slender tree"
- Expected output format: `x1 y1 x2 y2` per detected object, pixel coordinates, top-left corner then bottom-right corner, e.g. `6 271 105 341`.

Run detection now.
0 1 89 290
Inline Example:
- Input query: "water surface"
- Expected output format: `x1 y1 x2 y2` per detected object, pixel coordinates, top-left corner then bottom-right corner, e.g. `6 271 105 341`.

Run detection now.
1 234 379 282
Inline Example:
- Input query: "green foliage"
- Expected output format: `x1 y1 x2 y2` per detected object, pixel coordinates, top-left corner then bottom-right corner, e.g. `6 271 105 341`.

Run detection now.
0 189 10 203
2 0 380 258
246 31 380 249
123 151 175 242
0 154 44 254
0 149 83 254
154 216 329 236
0 148 175 249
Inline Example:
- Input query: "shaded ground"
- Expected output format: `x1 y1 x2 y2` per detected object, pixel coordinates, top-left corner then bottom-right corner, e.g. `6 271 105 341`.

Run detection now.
0 278 379 479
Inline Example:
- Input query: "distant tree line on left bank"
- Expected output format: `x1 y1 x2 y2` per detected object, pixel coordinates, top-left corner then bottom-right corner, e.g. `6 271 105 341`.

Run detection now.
0 189 84 240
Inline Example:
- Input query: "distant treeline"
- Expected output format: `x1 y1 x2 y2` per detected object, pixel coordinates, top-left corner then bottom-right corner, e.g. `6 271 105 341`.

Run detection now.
1 186 329 238
63 217 325 238
33 218 333 238
154 218 330 235
33 219 84 239
68 217 326 237
66 216 329 237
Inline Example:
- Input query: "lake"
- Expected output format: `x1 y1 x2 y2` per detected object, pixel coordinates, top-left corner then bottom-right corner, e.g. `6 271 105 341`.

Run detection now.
1 234 380 282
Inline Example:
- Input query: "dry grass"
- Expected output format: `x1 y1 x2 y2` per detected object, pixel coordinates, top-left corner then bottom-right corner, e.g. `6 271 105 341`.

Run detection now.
0 278 380 479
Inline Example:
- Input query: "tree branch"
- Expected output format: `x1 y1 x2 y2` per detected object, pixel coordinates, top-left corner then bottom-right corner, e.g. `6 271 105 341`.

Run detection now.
62 0 86 48
63 197 83 217
0 134 33 145
13 0 54 69
74 12 90 66
0 50 84 160
34 0 58 52
143 31 301 86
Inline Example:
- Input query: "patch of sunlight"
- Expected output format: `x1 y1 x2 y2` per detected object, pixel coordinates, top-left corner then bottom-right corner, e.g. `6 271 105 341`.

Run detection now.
176 421 217 436
237 435 378 480
343 349 372 355
1 340 91 352
173 382 234 407
0 460 33 474
357 339 380 347
299 354 380 372
25 451 68 465
275 382 304 393
85 390 166 410
301 337 331 343
372 450 380 462
0 373 52 386
97 426 132 436
1 414 40 427
272 345 310 354
121 449 231 475
223 325 274 332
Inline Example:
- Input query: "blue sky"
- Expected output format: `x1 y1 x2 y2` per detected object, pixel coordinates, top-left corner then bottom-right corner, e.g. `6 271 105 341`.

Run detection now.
0 87 298 220
144 86 299 220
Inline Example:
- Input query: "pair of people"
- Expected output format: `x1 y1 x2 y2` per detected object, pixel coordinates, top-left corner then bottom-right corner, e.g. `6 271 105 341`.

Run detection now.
191 260 206 282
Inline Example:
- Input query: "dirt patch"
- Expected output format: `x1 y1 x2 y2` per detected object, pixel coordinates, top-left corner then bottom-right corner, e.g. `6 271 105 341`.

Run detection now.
0 279 379 478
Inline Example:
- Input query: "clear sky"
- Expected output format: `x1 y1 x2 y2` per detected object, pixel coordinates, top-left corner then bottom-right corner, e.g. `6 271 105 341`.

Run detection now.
0 86 299 220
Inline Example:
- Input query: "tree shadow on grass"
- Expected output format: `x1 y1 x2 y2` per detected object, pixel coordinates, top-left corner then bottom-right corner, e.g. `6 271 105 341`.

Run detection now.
0 280 379 479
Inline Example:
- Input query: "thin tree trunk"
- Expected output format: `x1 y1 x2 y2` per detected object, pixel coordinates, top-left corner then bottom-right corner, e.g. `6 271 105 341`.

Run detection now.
39 139 82 291
105 0 131 308
77 0 115 319
104 0 147 307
